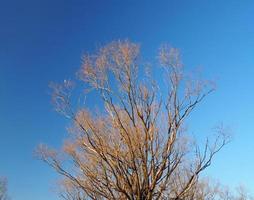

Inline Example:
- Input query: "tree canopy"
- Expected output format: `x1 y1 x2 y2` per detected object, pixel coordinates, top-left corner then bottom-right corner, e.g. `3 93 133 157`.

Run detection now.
38 40 231 200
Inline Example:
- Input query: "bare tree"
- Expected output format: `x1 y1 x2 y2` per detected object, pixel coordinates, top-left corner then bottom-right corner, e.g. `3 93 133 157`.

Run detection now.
37 40 229 200
180 178 254 200
220 185 254 200
0 177 9 200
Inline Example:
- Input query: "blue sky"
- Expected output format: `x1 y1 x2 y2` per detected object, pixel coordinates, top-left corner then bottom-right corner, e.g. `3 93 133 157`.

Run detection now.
1 0 254 199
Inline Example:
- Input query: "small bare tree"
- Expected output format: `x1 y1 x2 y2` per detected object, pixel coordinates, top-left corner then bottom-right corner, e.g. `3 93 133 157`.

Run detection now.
37 40 229 200
196 180 254 200
0 177 9 200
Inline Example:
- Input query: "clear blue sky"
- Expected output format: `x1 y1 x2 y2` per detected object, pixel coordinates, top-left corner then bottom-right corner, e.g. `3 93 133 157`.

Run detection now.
1 0 254 199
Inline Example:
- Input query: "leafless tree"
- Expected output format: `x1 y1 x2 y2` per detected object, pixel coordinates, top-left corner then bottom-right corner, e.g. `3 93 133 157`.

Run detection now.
37 40 229 200
220 185 254 200
0 177 9 200
186 177 254 200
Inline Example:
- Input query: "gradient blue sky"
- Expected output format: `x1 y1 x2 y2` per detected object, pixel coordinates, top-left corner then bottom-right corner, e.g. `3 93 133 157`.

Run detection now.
1 0 254 199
